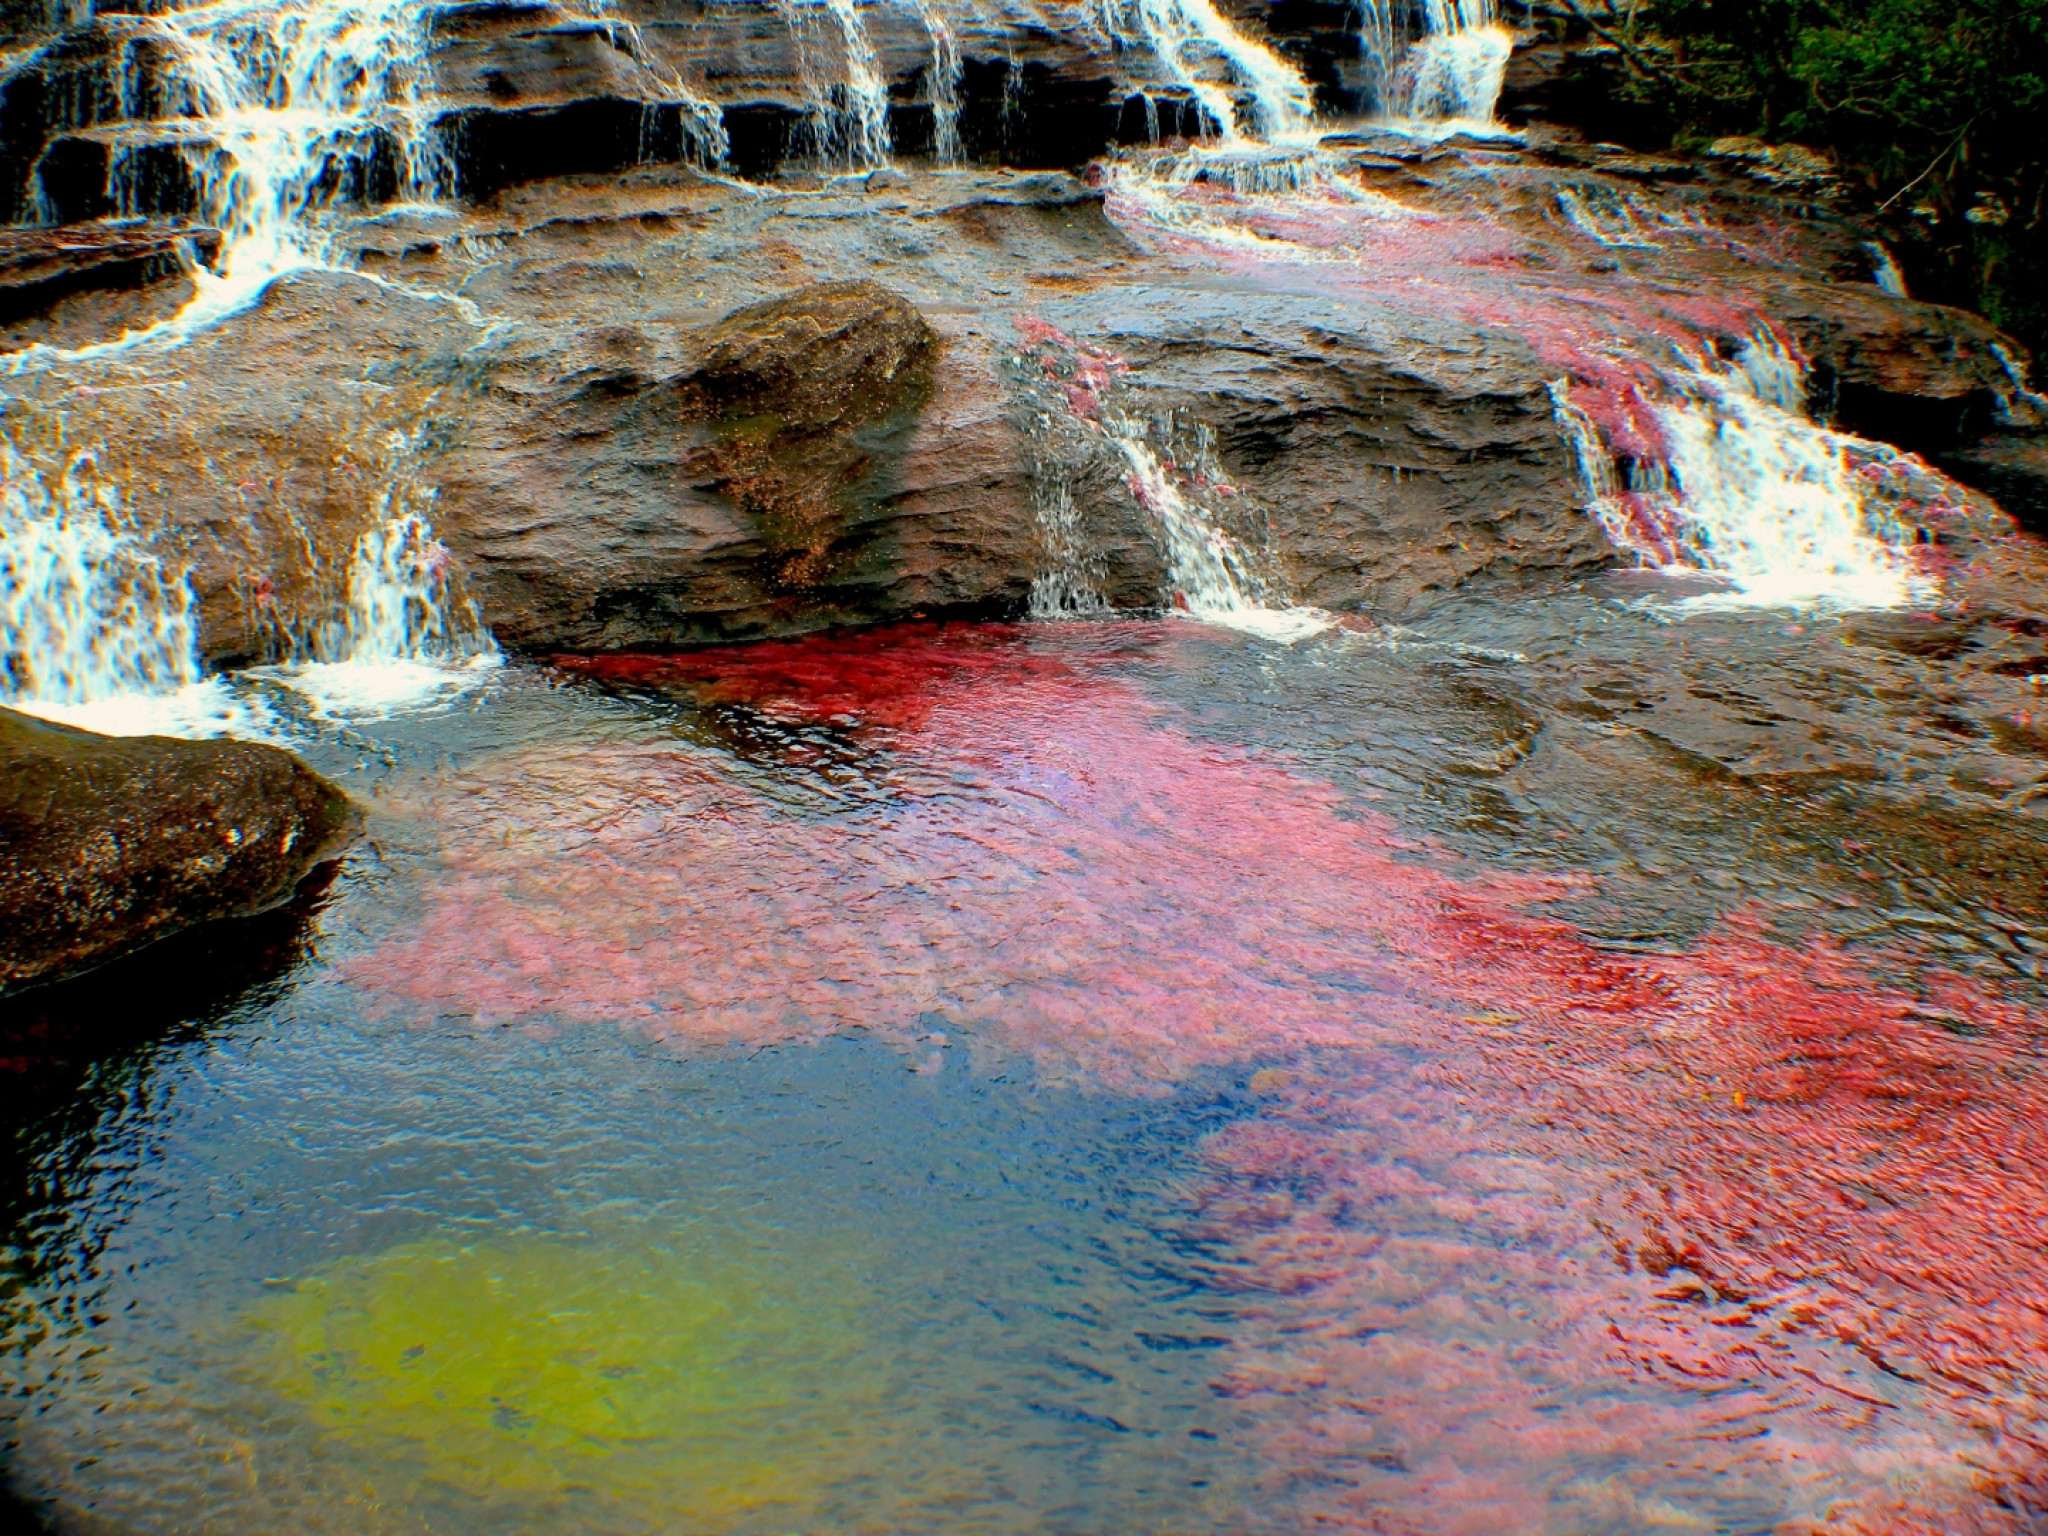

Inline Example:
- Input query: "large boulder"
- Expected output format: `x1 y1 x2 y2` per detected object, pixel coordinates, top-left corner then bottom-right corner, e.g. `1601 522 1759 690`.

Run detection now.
0 709 358 993
436 278 1057 646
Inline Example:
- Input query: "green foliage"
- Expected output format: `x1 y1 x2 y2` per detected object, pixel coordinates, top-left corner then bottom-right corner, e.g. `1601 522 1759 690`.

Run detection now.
1597 0 2048 364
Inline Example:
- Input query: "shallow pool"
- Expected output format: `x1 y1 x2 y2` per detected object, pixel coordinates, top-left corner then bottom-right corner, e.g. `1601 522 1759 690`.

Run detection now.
5 604 2046 1532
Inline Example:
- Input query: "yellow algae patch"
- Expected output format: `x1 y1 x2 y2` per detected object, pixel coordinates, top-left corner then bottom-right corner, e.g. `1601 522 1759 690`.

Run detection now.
248 1225 899 1526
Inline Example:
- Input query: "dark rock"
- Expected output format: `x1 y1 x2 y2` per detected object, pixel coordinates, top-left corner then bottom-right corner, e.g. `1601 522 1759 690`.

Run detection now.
0 708 358 994
436 98 660 200
0 16 214 220
1941 433 2048 532
0 223 218 332
32 126 208 223
1768 282 2019 451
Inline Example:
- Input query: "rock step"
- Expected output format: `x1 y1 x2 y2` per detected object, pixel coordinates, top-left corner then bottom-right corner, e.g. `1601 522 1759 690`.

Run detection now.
0 1 1317 215
0 220 219 321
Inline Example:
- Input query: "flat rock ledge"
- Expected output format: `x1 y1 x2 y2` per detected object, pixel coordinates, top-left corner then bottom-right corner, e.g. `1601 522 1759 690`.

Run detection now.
0 708 359 994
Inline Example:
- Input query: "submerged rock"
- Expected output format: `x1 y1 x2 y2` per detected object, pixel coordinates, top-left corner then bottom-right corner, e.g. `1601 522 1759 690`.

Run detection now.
0 708 357 993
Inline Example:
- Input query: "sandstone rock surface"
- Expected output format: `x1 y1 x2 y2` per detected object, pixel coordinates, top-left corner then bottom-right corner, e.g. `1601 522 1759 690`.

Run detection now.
0 708 357 993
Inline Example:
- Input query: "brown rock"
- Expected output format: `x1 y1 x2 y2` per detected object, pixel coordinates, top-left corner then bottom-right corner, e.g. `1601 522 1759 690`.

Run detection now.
437 278 1057 645
0 223 220 351
0 708 358 994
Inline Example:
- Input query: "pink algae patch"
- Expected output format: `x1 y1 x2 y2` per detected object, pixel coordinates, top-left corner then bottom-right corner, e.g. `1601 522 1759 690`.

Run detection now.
1099 170 1790 465
348 623 2048 1529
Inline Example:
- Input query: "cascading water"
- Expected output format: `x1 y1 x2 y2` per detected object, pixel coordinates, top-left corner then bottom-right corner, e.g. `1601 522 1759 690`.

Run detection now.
902 0 962 164
263 506 497 718
1105 418 1328 638
780 0 893 168
0 437 267 735
246 426 496 717
3 0 723 354
1553 336 1939 610
823 0 893 166
0 410 495 732
1104 0 1316 145
14 0 444 345
1865 240 1909 297
1359 0 1513 130
1014 316 1328 638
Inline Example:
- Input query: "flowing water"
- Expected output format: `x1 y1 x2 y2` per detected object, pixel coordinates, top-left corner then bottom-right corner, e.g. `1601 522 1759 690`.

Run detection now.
1358 0 1513 129
1101 151 1968 613
1106 0 1316 144
7 611 2048 1533
3 3 2047 1532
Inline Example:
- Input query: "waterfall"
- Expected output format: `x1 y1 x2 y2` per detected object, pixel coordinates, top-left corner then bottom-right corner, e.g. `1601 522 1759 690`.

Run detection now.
902 0 962 164
0 419 495 734
1359 0 1513 129
779 0 893 168
823 0 892 166
15 0 445 342
1105 0 1317 145
1013 316 1326 638
1102 415 1329 639
0 438 267 736
1553 337 1940 611
259 484 497 719
3 0 722 351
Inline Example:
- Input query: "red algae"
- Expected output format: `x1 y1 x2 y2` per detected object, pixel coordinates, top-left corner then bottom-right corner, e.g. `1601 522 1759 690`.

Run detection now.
1098 168 1803 467
347 623 2048 1530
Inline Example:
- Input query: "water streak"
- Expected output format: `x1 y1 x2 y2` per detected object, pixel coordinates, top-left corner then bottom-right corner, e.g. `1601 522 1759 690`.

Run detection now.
1106 0 1316 145
1360 0 1513 129
14 0 445 347
1555 337 1937 610
1104 415 1329 639
1864 239 1908 297
903 0 962 163
780 0 895 168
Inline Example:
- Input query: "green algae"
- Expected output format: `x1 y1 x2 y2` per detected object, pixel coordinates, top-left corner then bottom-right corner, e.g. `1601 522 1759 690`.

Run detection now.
248 1224 896 1525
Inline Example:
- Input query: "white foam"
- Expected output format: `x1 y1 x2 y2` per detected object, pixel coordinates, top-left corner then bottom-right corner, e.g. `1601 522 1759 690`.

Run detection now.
261 651 500 719
1552 338 1938 613
8 677 281 740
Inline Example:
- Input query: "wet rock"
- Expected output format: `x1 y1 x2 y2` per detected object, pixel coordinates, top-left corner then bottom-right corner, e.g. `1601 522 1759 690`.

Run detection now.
0 223 218 348
1768 281 2020 452
0 708 358 994
1032 286 1611 614
1942 432 2048 531
435 278 1051 646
